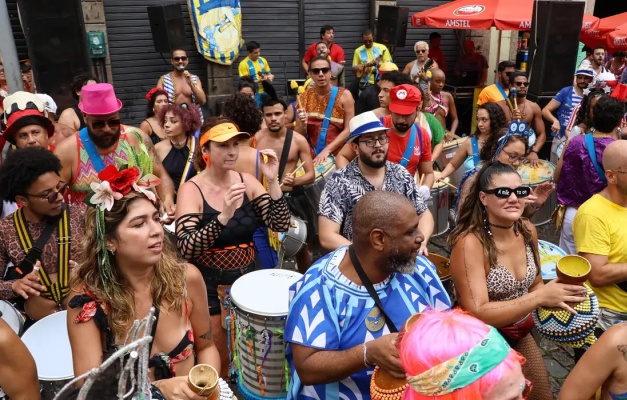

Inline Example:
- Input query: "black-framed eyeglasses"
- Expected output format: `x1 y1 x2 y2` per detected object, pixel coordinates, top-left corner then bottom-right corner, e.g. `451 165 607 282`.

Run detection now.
91 118 121 130
515 82 530 87
357 135 390 147
173 56 188 62
311 67 331 75
416 49 427 54
483 186 531 199
27 182 68 203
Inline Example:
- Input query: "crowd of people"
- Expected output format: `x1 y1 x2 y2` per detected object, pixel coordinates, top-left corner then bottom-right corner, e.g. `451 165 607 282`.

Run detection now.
0 22 627 400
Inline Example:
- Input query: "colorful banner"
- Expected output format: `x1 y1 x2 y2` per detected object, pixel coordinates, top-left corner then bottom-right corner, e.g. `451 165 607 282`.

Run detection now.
188 0 245 65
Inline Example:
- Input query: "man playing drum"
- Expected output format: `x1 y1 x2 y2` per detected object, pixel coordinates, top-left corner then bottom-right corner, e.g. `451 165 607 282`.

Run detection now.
318 111 434 254
573 140 627 361
335 84 436 202
0 148 85 322
256 98 316 272
285 191 450 400
295 56 355 166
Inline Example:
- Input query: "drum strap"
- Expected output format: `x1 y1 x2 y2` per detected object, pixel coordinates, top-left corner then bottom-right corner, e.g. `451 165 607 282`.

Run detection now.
178 137 197 191
399 124 420 169
315 86 339 155
471 136 480 165
79 127 105 173
13 205 71 304
585 133 607 185
278 129 293 181
348 245 398 333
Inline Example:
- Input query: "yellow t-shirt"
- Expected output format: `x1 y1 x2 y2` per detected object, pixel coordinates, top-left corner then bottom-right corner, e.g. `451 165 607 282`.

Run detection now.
238 56 271 94
476 84 508 105
352 43 392 85
574 194 627 312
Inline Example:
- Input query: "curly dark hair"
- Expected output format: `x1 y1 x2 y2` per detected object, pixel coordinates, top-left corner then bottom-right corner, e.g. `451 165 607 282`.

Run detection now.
157 104 201 136
221 92 262 135
238 76 256 93
573 88 606 129
145 89 169 119
71 72 99 100
0 147 62 202
475 102 507 157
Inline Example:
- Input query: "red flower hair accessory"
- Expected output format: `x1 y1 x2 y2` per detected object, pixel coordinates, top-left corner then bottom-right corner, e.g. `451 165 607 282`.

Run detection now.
145 88 168 102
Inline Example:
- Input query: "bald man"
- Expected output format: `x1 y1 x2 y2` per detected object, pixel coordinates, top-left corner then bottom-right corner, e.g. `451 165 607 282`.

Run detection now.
573 140 627 357
284 191 451 400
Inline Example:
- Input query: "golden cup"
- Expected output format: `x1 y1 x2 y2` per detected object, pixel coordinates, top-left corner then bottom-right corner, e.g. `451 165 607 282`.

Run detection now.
556 255 591 285
188 364 219 399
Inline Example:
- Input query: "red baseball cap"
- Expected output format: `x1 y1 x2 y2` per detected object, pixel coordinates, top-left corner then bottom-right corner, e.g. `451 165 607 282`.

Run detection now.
389 84 422 115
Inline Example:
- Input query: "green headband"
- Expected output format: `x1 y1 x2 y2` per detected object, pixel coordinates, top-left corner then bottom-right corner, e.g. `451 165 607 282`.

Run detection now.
407 327 510 396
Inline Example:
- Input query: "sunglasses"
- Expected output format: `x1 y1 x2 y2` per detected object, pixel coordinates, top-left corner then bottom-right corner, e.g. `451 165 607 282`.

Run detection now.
483 186 531 199
515 82 530 87
28 183 68 204
416 49 427 54
311 67 331 74
91 118 121 130
173 56 188 62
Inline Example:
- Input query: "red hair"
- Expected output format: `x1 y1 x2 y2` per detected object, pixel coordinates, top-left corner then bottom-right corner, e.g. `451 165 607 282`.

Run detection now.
158 104 201 136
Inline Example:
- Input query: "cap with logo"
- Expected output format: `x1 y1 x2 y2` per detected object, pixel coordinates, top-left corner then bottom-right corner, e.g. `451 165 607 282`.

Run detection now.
389 84 422 115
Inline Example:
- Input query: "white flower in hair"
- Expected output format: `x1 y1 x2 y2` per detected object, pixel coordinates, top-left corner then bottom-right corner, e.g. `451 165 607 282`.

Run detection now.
89 181 123 211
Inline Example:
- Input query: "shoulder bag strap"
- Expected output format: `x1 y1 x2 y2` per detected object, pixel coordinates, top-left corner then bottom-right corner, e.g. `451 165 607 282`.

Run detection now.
79 127 105 173
471 136 480 165
278 129 293 180
585 133 608 184
315 86 339 155
495 82 513 111
399 125 417 168
348 245 398 333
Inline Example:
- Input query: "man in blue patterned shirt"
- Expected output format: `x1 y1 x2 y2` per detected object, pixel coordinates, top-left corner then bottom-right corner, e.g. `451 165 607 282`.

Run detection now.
285 191 451 400
318 111 434 254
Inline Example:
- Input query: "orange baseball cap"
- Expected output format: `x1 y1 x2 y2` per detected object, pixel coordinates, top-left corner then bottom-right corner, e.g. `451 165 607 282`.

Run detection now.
199 122 249 147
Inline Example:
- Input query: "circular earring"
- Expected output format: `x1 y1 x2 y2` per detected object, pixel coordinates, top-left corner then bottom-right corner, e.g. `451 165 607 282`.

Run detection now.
108 248 116 256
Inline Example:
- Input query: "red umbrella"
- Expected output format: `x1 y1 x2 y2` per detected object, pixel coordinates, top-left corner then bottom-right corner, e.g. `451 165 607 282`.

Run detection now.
412 0 596 32
607 24 627 51
581 12 627 48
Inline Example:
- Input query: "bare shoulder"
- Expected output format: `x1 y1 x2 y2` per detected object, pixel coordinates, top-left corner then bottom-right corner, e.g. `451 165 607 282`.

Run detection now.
340 89 354 105
522 218 538 239
528 100 542 113
292 130 310 147
54 132 78 157
184 263 204 287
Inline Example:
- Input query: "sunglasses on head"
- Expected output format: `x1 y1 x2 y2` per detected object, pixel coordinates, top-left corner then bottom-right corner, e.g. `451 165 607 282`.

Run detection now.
515 82 530 87
416 49 427 54
311 67 331 74
91 118 121 130
483 186 531 199
173 56 188 62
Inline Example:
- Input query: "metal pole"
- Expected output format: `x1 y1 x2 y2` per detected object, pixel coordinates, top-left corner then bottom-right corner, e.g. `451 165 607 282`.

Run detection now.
0 0 23 93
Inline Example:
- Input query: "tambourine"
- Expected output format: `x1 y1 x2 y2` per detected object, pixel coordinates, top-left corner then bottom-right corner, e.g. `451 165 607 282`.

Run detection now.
370 313 422 400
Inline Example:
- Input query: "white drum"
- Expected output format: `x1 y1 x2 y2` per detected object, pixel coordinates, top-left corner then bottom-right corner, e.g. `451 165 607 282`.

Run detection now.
230 269 302 398
0 300 24 336
428 181 450 237
22 311 73 399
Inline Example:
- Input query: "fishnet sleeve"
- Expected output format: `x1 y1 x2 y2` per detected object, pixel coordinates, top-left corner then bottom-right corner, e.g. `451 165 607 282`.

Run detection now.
176 213 226 260
251 193 290 232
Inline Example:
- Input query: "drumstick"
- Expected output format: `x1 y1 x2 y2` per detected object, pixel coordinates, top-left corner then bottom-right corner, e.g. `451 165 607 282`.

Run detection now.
419 174 426 186
279 160 306 187
438 179 458 191
510 87 520 122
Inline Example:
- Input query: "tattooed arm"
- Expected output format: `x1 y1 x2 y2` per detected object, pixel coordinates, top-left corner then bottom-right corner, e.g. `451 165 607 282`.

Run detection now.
559 323 627 400
186 263 220 374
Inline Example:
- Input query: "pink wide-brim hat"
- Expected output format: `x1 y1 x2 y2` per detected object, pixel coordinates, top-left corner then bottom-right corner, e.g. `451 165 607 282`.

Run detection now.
78 83 123 116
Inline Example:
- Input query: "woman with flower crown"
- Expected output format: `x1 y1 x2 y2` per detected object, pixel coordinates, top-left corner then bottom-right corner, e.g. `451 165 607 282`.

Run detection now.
175 116 290 376
66 147 220 400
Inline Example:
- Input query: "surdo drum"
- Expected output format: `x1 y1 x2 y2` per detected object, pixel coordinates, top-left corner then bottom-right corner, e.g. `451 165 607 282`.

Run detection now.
229 269 303 398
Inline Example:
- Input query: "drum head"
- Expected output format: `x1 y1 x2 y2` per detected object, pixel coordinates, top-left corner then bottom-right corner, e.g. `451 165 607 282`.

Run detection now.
0 301 23 335
539 240 565 281
231 270 302 316
22 311 74 380
518 160 555 185
164 221 175 234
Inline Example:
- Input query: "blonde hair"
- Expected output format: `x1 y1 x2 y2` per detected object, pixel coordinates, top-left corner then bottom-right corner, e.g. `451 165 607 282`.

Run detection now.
71 191 185 344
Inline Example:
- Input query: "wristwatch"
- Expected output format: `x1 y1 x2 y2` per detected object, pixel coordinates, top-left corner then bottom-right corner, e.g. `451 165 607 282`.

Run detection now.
529 149 538 154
